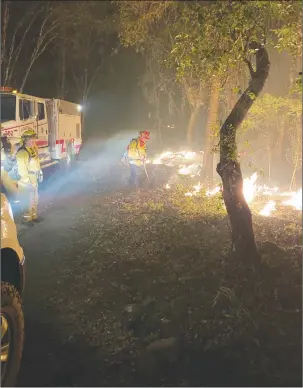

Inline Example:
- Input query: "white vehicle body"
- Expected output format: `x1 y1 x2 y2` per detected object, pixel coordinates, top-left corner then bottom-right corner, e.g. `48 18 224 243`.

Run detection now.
0 89 82 170
1 193 23 262
1 192 25 386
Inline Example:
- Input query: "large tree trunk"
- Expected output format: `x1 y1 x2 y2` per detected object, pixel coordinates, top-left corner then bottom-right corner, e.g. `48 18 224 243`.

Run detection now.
203 79 220 181
216 42 270 263
186 104 200 146
227 75 238 113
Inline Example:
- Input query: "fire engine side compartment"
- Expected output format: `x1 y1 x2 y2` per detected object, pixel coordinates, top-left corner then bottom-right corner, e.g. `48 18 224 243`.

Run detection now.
56 99 82 155
46 99 59 160
45 99 82 161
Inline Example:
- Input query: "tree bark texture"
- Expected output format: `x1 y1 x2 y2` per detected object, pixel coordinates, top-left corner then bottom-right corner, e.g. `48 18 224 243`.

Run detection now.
203 79 220 181
227 76 238 113
217 42 270 263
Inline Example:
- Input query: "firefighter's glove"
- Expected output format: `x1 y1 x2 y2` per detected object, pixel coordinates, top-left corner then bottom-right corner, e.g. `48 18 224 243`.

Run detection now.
37 170 43 183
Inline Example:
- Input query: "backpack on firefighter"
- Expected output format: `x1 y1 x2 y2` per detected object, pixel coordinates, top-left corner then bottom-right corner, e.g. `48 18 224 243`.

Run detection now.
121 138 140 166
127 138 147 165
2 128 40 182
6 146 32 181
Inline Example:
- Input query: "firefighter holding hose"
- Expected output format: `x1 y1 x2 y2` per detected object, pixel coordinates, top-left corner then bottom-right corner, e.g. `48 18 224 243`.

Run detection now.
17 128 43 223
123 131 150 188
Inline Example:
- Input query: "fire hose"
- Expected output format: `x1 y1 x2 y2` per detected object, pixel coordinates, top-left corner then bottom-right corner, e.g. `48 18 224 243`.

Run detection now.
143 159 150 182
121 155 150 182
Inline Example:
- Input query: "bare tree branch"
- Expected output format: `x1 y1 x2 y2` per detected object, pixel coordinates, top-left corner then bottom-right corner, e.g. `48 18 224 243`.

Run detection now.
19 5 59 92
4 9 35 84
85 63 103 98
72 67 81 92
1 1 10 66
6 10 40 85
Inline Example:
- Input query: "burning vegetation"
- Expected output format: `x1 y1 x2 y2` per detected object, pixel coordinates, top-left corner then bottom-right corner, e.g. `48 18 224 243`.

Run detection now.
148 149 302 218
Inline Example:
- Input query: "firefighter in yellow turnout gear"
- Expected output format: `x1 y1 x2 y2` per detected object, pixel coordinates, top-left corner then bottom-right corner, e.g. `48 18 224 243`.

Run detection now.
17 129 43 223
126 131 150 187
1 137 19 202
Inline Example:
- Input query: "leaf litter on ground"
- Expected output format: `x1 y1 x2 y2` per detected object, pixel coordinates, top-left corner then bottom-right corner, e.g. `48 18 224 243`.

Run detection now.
44 184 302 386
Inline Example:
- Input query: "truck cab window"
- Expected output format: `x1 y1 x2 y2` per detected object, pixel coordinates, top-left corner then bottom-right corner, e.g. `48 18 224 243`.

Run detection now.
0 95 16 122
37 102 45 120
19 99 33 120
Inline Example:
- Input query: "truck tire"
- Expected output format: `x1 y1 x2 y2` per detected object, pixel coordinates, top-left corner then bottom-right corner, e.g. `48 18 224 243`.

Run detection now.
1 282 24 387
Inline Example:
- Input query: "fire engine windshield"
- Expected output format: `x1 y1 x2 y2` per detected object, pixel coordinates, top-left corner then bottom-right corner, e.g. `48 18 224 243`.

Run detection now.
1 94 16 122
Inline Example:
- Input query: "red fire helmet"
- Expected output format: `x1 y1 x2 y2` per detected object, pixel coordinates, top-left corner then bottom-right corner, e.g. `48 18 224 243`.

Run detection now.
139 130 150 140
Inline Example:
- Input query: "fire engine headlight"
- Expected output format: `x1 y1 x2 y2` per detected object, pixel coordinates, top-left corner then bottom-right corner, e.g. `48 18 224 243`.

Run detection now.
77 105 82 112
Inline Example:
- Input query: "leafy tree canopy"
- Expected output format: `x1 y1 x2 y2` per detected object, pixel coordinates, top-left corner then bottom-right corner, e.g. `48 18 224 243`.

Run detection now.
118 1 301 83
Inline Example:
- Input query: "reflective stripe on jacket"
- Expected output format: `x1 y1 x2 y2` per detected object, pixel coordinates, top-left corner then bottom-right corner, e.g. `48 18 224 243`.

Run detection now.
16 147 40 185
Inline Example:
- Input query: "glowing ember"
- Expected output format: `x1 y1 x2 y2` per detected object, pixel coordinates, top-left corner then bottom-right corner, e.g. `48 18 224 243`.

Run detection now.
152 151 174 165
181 151 196 160
282 188 302 210
178 164 200 175
165 183 171 189
258 185 279 196
193 182 202 193
178 165 191 175
243 172 258 204
152 150 201 171
206 186 220 197
184 182 202 197
259 201 276 217
279 191 296 197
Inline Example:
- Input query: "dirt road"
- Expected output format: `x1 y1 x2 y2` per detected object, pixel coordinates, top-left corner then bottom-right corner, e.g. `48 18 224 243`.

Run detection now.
16 165 302 387
16 170 108 386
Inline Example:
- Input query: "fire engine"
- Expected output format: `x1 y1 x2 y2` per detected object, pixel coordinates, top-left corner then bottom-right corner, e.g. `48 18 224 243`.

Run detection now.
0 86 82 170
